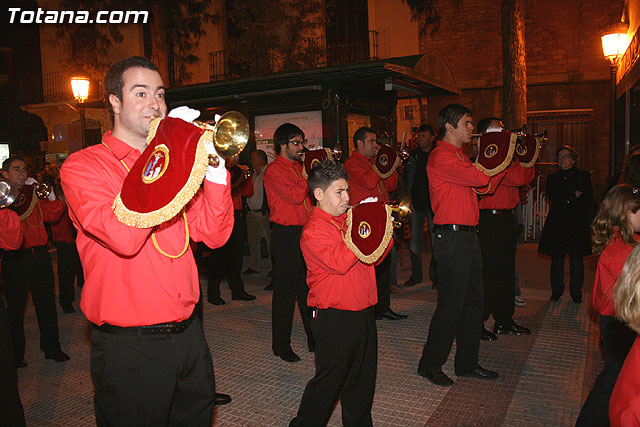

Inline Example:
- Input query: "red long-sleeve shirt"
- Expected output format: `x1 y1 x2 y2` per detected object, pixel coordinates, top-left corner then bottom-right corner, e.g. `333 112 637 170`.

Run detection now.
61 131 234 327
230 171 254 211
610 337 640 427
478 162 535 210
592 235 637 316
427 141 506 226
18 192 64 248
264 155 312 226
0 209 23 250
50 206 76 243
344 150 398 204
302 207 387 311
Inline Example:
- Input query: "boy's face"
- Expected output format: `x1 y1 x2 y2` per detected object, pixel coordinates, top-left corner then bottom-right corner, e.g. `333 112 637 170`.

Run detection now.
315 178 350 217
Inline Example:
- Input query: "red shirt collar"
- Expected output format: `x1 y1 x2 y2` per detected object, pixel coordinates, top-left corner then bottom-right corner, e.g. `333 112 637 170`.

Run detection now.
312 206 347 226
438 140 463 153
102 130 141 161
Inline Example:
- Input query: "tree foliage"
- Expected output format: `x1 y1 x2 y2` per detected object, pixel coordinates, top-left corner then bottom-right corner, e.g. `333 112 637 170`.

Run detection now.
51 0 216 85
401 0 442 37
225 0 325 78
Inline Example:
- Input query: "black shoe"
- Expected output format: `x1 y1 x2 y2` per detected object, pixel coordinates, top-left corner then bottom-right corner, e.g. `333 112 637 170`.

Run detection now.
243 268 259 275
481 326 497 341
264 281 274 291
375 308 408 320
417 368 454 386
307 339 316 352
214 393 232 405
494 322 531 335
456 365 499 380
231 291 256 301
404 278 420 287
432 282 438 290
62 305 75 313
550 294 561 301
45 350 70 363
15 358 27 368
208 296 225 305
572 296 583 304
275 349 301 363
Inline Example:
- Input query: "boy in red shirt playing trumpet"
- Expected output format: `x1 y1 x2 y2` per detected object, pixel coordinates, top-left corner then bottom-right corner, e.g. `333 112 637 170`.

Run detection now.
289 160 391 427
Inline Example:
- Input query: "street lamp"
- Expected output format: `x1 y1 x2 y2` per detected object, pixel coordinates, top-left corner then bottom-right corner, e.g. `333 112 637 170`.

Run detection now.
601 26 629 176
70 76 90 148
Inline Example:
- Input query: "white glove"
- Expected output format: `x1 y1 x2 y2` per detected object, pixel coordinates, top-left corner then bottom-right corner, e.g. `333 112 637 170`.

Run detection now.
168 106 201 123
25 177 37 185
485 126 503 133
48 188 56 201
360 197 378 204
309 145 322 151
204 140 227 185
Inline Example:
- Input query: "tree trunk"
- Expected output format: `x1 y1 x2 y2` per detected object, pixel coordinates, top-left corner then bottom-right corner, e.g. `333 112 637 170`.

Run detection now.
501 0 527 129
149 1 170 86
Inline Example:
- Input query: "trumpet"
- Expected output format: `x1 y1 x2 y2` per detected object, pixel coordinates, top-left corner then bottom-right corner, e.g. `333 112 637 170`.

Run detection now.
152 111 250 168
0 179 18 208
332 143 343 160
35 182 51 199
242 167 254 180
385 196 411 228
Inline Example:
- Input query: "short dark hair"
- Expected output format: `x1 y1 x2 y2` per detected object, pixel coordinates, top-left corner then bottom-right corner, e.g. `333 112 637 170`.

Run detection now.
476 117 502 134
417 124 436 135
2 155 25 171
104 56 160 118
437 104 472 138
273 123 304 154
353 127 376 149
252 149 268 164
557 145 578 162
308 159 348 195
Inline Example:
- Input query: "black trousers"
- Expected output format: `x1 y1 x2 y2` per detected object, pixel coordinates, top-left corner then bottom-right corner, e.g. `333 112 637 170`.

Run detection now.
2 248 62 359
479 212 517 326
551 254 584 300
207 211 246 299
292 307 376 427
271 224 312 354
91 317 215 426
418 229 483 374
0 301 25 427
374 253 391 315
576 315 636 426
409 209 437 284
56 241 84 309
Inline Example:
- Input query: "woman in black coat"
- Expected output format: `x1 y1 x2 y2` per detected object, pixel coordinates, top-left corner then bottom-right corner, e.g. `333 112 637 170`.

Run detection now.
538 145 596 303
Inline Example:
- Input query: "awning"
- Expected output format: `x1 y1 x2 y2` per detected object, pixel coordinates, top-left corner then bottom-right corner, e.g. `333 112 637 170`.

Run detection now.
167 53 459 106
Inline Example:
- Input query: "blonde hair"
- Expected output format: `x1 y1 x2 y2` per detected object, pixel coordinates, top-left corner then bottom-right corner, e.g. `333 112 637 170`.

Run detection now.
615 245 640 333
592 184 640 254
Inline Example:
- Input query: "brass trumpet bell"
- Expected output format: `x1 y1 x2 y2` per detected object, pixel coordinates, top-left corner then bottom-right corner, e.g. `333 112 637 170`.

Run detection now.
0 179 18 208
386 196 411 228
332 143 343 161
201 111 250 167
35 182 51 199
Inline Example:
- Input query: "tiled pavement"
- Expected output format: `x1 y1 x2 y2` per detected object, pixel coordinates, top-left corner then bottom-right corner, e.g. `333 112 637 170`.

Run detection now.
14 243 602 426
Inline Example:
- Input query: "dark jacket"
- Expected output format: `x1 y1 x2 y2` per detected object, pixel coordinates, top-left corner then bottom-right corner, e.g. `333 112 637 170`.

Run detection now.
538 166 596 257
405 147 432 213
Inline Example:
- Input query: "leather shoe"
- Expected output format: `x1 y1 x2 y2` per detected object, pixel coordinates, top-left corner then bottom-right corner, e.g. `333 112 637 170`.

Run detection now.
208 296 225 305
214 393 232 405
494 322 531 335
481 326 497 341
417 368 454 386
549 294 561 301
375 308 408 320
431 282 438 290
15 358 27 368
403 278 420 287
276 349 301 363
307 339 316 353
243 268 259 275
62 305 75 313
231 291 256 301
45 350 70 363
456 365 499 380
264 281 274 291
573 296 583 304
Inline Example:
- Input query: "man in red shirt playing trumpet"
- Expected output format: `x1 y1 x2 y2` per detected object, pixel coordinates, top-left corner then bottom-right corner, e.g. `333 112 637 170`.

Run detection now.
61 56 234 425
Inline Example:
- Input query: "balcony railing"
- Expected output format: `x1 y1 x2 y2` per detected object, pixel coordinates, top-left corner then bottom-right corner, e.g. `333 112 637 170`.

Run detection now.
209 30 379 81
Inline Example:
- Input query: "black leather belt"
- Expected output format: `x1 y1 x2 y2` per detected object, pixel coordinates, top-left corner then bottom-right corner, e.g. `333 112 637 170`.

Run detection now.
434 224 479 233
92 313 195 336
9 245 48 256
480 209 514 215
